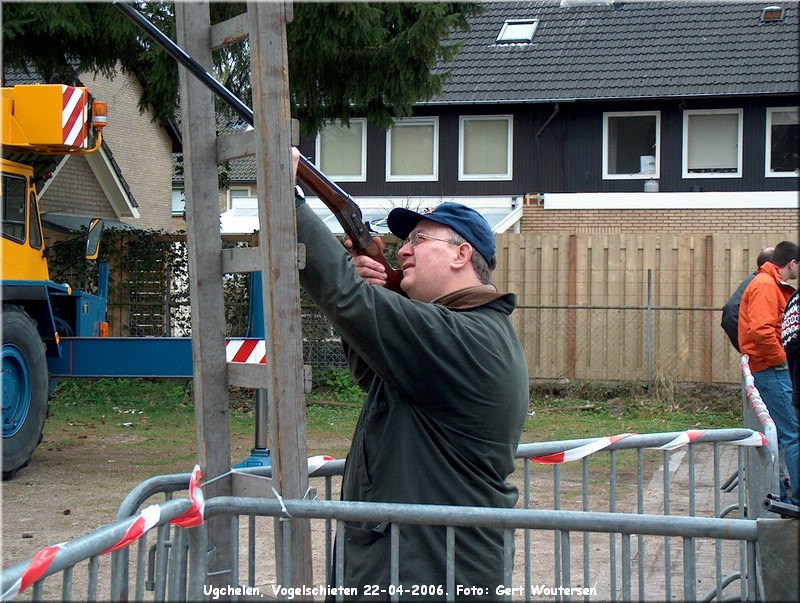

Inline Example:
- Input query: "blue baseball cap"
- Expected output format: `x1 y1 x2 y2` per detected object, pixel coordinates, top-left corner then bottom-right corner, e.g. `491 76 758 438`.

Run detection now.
387 202 496 269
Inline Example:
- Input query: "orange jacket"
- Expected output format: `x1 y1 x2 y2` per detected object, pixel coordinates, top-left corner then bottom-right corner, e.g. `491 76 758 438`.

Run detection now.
738 262 796 372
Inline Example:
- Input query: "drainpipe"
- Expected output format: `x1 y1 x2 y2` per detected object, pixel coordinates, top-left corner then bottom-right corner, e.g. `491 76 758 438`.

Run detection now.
535 102 561 195
536 102 560 140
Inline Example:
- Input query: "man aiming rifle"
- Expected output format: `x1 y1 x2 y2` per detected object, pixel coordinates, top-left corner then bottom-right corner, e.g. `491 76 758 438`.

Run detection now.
292 148 529 598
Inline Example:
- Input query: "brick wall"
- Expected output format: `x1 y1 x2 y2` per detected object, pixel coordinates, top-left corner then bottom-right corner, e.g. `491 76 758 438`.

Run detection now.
81 68 174 231
40 156 118 220
521 199 800 234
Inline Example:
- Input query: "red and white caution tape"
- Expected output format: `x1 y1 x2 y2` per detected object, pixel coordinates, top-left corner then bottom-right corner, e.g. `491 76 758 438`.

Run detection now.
1 456 334 600
531 428 767 464
531 433 635 464
740 355 779 463
2 543 65 601
307 455 335 473
1 467 205 601
741 355 778 430
101 504 162 555
170 465 205 528
725 431 767 447
651 428 707 451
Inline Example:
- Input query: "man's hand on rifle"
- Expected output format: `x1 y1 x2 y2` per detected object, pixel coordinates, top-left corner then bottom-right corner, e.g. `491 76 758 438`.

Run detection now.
345 236 389 287
292 146 390 288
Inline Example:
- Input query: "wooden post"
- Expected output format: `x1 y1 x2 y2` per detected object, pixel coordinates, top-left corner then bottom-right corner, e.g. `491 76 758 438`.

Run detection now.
567 233 577 379
247 1 313 586
174 3 233 587
703 235 714 383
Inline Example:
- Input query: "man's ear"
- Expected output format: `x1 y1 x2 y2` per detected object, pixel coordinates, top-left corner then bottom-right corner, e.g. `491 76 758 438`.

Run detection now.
451 243 473 269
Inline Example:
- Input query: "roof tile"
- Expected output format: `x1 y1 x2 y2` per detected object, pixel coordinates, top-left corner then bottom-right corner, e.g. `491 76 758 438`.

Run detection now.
429 0 799 104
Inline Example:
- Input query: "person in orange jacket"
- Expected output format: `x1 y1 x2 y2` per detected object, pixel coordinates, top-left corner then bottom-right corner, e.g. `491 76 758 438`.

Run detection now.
739 240 799 503
721 247 773 351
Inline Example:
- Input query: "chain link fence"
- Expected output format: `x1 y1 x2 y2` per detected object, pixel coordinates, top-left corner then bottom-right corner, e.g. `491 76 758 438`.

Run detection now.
514 303 739 385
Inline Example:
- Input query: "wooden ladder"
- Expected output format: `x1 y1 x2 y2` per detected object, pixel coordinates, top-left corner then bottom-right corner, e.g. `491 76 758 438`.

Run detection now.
174 0 312 588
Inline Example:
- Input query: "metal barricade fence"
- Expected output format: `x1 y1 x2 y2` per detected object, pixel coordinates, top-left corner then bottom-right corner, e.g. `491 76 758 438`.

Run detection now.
0 498 207 602
200 497 764 603
3 427 777 602
739 355 780 518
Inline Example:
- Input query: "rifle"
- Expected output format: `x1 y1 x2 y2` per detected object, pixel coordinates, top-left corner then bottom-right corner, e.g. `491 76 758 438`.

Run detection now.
114 1 404 294
764 494 800 519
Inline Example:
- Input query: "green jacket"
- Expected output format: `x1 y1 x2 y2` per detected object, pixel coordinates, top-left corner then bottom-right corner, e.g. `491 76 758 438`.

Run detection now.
297 204 528 597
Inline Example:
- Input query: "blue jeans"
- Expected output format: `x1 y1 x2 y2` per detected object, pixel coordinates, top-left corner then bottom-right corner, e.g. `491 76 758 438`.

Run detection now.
753 366 800 503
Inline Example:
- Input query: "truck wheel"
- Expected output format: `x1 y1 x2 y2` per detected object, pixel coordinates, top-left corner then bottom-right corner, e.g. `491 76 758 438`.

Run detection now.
2 306 49 480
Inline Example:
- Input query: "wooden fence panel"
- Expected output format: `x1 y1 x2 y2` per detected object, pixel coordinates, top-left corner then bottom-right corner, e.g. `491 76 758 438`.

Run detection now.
103 230 797 386
711 233 736 383
623 234 646 379
496 231 797 384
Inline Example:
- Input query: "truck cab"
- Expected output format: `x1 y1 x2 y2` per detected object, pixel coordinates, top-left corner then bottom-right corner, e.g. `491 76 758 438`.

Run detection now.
2 158 49 282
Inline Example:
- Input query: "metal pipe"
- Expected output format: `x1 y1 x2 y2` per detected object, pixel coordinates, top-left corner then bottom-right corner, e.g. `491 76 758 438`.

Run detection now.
200 498 760 541
535 103 560 140
114 1 253 125
114 0 353 203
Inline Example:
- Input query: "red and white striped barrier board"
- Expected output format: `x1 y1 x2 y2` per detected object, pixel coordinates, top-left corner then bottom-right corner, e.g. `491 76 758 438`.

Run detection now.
61 85 88 148
226 338 267 364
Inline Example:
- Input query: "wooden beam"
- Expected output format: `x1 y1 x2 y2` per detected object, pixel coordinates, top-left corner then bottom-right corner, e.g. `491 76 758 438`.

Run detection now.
210 11 250 49
217 130 256 163
174 2 234 587
567 234 577 379
247 0 313 587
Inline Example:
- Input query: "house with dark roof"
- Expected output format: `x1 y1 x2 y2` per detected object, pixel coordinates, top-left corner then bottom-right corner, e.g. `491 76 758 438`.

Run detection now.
283 0 798 236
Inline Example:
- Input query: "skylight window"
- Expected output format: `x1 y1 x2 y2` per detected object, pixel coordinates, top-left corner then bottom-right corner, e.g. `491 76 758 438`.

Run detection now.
496 19 539 44
760 6 786 23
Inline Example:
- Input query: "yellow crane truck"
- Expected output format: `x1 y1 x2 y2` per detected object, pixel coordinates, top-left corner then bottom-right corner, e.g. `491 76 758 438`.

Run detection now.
2 83 194 480
2 84 108 479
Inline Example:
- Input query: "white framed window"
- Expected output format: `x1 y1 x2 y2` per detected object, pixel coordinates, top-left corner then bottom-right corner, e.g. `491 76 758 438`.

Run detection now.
171 188 185 215
2 173 28 242
682 109 743 178
603 111 660 179
766 107 799 177
315 119 367 182
386 117 439 182
496 19 539 44
459 115 513 181
228 186 252 210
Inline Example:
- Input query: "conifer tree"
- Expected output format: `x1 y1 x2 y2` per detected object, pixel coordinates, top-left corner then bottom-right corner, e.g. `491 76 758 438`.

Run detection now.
2 1 481 135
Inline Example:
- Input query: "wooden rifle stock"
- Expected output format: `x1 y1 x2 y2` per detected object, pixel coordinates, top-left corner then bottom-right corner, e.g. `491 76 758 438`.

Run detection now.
114 0 404 294
296 157 404 294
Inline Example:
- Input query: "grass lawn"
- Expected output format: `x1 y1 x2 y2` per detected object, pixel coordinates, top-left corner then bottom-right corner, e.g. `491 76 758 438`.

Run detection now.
47 374 743 469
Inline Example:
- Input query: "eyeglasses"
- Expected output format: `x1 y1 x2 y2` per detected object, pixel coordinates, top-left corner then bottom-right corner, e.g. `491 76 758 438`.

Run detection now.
402 231 454 248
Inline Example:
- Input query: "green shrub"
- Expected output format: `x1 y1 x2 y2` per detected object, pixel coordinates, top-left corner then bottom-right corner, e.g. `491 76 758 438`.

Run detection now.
312 367 364 405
